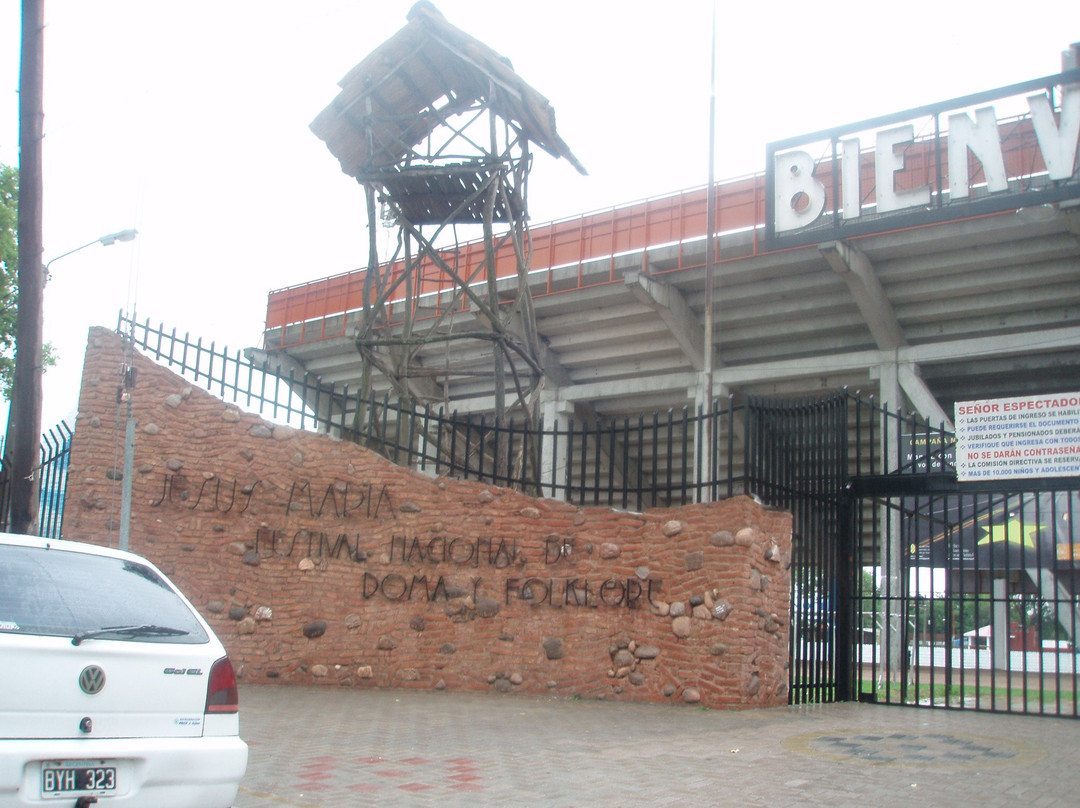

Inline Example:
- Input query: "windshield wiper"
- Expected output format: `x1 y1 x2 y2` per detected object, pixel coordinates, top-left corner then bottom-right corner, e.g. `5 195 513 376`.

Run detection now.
72 624 191 646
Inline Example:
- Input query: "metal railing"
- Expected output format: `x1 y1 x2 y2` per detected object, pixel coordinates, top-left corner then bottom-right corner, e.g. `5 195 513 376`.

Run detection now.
0 420 73 539
121 314 750 510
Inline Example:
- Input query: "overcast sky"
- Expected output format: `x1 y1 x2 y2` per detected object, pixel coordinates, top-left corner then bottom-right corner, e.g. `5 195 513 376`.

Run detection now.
0 0 1075 428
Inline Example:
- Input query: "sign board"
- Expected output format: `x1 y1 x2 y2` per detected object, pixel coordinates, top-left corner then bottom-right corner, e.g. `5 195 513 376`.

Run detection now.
764 70 1080 249
954 393 1080 481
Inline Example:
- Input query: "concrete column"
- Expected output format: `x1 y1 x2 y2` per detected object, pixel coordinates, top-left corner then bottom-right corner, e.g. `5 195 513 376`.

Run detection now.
540 393 575 501
692 377 711 504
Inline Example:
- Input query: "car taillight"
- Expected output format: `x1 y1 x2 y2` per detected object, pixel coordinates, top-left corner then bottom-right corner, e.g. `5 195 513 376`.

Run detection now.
206 656 239 714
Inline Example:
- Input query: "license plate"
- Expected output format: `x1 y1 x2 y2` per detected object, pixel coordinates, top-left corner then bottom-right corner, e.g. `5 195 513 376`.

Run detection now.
41 761 117 797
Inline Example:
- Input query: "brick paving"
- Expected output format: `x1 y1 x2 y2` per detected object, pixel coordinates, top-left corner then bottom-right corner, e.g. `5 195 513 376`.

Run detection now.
235 684 1079 808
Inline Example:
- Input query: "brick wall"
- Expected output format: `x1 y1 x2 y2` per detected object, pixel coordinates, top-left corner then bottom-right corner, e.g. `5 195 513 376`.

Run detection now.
64 327 792 708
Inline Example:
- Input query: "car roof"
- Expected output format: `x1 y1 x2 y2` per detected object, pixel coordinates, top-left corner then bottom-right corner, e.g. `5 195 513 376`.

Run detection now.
0 531 152 564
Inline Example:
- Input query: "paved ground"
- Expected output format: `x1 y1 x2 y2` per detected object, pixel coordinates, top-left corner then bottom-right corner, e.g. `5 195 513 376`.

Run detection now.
235 684 1079 808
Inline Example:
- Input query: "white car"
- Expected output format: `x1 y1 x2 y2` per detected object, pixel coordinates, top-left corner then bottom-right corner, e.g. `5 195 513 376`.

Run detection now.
0 533 248 807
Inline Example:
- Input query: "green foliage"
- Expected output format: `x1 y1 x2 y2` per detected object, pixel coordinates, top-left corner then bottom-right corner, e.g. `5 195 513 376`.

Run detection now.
0 163 17 398
0 163 55 401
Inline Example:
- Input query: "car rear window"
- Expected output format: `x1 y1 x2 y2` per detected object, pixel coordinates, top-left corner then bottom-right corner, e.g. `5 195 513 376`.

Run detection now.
0 543 209 644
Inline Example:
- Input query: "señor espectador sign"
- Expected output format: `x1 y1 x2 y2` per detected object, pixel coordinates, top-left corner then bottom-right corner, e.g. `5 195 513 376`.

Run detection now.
765 67 1080 249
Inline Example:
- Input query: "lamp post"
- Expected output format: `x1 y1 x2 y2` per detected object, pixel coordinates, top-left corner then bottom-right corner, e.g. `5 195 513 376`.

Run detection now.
43 228 138 283
6 228 138 535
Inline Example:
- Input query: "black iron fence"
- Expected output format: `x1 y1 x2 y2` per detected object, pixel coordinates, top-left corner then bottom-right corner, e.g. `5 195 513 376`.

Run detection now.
845 396 1079 718
0 421 73 539
119 314 751 511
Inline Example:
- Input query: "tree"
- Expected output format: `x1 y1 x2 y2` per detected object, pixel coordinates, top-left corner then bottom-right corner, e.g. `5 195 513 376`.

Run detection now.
0 163 53 402
0 163 16 398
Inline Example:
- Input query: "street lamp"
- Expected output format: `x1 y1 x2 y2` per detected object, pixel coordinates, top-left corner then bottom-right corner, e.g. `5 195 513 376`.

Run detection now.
5 227 138 536
43 228 138 282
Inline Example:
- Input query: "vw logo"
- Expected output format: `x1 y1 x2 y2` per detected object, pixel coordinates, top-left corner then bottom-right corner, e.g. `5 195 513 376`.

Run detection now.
79 665 106 695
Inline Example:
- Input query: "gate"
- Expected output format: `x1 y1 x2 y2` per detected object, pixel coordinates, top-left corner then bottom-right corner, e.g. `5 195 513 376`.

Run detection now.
745 392 851 705
745 392 1079 717
843 399 1079 718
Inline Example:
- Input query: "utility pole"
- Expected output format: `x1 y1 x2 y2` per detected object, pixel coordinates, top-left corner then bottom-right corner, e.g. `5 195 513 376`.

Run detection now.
10 0 45 535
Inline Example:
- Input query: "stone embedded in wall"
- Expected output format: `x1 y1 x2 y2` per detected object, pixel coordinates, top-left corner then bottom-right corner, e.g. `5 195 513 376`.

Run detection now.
712 601 732 621
685 551 704 571
670 601 686 617
143 423 161 435
242 550 260 566
165 393 184 408
671 616 692 637
303 621 326 639
520 506 541 520
377 636 397 650
237 617 256 635
357 665 373 679
709 642 728 657
476 597 500 618
311 664 329 677
249 425 272 439
255 606 273 621
710 529 735 547
166 459 182 472
207 600 225 614
298 558 315 571
409 616 425 631
765 542 781 561
542 637 564 660
599 542 620 559
400 502 421 513
228 606 246 621
612 649 634 669
345 613 362 629
662 519 683 537
682 688 701 703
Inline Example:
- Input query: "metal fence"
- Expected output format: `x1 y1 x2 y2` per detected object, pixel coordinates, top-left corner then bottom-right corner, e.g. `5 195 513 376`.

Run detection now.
0 421 73 539
846 397 1080 718
119 314 751 511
